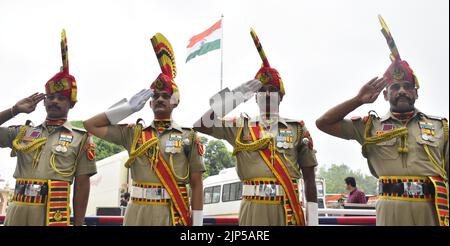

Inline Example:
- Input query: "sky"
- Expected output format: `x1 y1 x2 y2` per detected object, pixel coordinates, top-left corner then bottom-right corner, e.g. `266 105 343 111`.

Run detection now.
0 0 448 186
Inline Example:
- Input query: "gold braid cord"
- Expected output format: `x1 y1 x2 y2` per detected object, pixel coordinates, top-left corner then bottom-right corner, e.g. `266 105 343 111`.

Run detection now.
233 126 271 155
362 115 408 157
12 126 47 153
169 130 195 180
12 126 47 168
50 134 89 177
124 125 159 168
422 119 449 181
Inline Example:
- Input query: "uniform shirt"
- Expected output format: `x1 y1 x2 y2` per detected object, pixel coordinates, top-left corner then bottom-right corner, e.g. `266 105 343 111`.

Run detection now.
0 121 97 183
346 188 367 204
338 109 448 178
103 121 205 183
210 115 317 180
338 109 448 226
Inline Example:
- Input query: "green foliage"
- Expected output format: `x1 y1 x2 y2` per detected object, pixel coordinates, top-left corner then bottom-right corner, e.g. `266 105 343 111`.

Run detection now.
202 138 236 178
317 163 378 195
70 120 125 161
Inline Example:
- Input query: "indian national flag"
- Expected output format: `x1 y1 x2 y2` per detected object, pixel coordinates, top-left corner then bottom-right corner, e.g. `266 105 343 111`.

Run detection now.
186 20 222 63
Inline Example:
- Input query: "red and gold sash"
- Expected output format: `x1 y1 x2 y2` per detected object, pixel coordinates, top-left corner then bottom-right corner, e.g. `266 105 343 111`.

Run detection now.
248 125 305 226
141 130 192 226
429 176 449 226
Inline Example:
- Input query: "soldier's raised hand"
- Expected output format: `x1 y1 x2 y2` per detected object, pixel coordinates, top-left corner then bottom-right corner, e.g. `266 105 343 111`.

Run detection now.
14 92 46 114
356 77 387 104
232 79 263 102
105 89 154 125
129 89 154 113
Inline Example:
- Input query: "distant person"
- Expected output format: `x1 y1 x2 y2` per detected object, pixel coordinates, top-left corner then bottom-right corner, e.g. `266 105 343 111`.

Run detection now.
344 177 367 204
337 197 345 208
120 192 130 207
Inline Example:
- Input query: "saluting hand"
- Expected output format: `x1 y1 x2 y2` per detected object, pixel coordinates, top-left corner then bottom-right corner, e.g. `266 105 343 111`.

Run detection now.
14 92 46 114
232 79 263 102
356 77 387 104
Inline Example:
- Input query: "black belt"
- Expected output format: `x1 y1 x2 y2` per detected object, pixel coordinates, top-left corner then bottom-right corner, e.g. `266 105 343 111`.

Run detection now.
378 182 434 196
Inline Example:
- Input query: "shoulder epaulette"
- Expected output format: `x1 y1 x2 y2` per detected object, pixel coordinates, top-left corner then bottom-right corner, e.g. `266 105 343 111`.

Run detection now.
422 113 447 121
283 118 299 123
72 126 87 133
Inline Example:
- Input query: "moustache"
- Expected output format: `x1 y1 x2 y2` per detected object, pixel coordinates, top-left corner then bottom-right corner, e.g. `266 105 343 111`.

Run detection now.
47 105 61 110
395 95 412 104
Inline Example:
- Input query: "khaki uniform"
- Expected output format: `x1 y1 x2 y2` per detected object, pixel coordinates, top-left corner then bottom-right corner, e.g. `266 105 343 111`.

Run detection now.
0 121 97 226
103 121 205 226
210 116 317 226
339 109 449 226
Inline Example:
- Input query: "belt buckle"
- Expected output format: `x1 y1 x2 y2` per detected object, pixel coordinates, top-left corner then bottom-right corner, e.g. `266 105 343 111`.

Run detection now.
404 182 423 196
263 184 277 197
145 187 162 199
25 184 41 196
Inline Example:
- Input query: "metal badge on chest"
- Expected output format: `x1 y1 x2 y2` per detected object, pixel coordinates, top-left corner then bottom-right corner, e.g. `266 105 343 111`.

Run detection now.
56 132 73 153
419 121 435 142
165 133 183 154
277 129 294 149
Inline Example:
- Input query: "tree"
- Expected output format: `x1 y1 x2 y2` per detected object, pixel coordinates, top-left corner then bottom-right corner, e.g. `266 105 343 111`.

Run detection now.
71 121 125 161
317 163 378 195
202 138 236 178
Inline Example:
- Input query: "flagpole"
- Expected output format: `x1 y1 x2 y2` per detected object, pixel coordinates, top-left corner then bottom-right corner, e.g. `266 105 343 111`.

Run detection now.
220 14 224 90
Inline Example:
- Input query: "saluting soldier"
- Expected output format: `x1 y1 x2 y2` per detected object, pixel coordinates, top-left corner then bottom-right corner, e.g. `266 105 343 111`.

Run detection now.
194 29 319 226
316 15 448 226
0 30 97 226
83 33 205 226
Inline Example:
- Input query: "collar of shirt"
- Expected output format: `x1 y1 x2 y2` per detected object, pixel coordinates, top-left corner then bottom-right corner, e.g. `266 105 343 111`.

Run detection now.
380 108 421 123
39 120 73 132
249 115 289 128
145 119 183 133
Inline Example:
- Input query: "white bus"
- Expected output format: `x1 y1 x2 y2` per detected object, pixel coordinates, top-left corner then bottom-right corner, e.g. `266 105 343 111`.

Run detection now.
203 167 326 218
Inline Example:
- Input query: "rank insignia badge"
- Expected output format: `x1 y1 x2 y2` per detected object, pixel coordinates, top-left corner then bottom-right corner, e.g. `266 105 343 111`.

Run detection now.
22 128 42 142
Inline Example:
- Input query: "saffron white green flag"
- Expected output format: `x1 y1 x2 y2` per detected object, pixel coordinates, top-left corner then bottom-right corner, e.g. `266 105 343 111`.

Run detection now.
186 20 221 63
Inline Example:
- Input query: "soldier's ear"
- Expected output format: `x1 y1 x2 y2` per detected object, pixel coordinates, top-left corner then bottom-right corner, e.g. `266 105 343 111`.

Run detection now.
383 89 389 101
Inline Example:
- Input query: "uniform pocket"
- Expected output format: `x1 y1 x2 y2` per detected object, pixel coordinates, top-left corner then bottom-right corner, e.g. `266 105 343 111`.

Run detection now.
51 144 76 172
415 134 440 148
373 139 399 160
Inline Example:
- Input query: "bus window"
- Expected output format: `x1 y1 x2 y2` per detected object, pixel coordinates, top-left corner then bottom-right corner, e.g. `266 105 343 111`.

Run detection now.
204 185 221 204
212 185 221 203
222 182 242 202
204 187 212 204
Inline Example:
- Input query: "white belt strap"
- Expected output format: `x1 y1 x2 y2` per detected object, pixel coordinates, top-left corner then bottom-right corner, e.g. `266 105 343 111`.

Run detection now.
242 184 284 197
131 186 171 200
